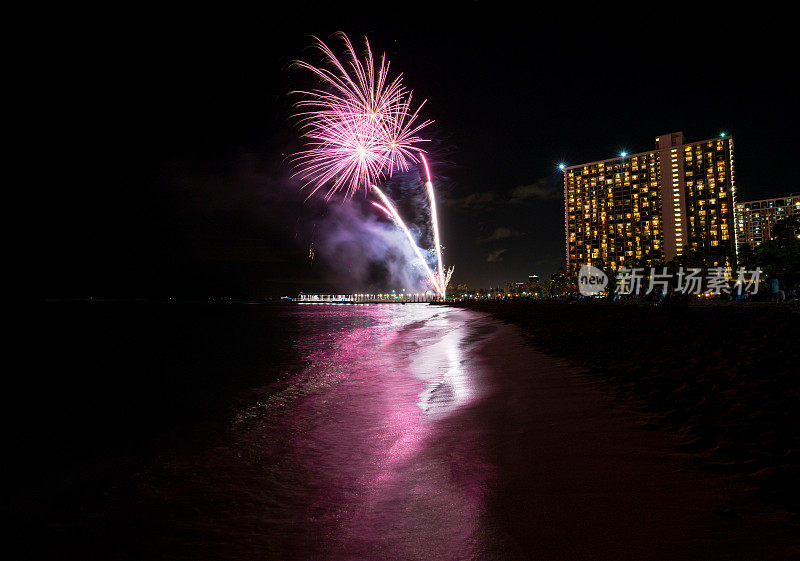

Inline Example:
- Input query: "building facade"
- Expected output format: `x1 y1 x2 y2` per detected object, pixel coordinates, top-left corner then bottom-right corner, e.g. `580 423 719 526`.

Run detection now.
735 193 800 248
564 132 737 277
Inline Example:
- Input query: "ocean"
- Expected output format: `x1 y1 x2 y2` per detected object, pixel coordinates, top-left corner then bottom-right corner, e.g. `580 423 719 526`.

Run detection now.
15 302 499 560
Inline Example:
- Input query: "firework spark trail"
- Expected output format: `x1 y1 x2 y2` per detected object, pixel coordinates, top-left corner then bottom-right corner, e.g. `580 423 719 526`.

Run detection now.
371 185 444 296
370 201 394 220
420 154 446 297
292 33 432 199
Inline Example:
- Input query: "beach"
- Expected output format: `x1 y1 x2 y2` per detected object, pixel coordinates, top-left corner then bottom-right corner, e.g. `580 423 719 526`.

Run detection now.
14 302 800 559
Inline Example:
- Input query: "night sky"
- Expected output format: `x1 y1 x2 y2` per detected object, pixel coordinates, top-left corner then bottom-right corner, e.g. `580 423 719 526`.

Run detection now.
29 5 796 298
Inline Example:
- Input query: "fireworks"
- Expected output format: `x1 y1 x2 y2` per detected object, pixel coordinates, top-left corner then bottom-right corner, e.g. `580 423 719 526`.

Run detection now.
372 184 444 295
291 33 432 199
370 156 452 298
370 201 394 220
421 154 445 293
292 34 451 298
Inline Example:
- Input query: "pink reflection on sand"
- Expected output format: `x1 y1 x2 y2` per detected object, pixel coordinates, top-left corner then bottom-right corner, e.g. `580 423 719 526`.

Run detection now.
371 310 477 483
341 308 491 559
259 306 495 558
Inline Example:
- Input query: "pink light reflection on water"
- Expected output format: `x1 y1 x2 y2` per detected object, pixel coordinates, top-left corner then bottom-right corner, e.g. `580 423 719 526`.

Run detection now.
230 305 497 559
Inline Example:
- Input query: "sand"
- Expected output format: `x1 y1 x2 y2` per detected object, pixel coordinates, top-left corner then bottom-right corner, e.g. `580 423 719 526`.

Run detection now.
467 317 798 559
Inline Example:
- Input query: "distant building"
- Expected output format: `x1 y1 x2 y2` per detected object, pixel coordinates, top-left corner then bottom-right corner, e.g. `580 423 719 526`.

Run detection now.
563 132 737 277
505 281 529 296
735 193 800 247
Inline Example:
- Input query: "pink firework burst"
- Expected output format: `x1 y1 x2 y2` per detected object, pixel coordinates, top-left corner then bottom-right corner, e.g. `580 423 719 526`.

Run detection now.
291 33 432 199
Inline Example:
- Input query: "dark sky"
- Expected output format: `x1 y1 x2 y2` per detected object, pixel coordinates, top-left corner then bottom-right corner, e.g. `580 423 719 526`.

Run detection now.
28 4 797 298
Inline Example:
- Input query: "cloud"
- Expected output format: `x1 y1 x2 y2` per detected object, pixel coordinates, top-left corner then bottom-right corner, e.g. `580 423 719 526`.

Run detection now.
444 190 498 211
486 248 508 262
485 226 522 241
445 178 561 214
508 179 561 204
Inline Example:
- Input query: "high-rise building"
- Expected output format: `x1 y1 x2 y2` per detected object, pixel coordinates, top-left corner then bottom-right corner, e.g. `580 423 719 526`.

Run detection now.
735 193 800 247
563 132 737 277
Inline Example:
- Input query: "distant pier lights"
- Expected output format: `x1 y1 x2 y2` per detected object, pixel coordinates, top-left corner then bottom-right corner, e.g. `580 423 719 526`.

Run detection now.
295 292 438 304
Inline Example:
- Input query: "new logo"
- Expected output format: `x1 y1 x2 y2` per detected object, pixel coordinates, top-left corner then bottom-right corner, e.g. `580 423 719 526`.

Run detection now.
578 265 608 296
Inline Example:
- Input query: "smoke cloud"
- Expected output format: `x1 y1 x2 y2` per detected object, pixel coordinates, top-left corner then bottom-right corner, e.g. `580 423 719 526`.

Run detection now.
314 198 437 294
166 149 439 296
